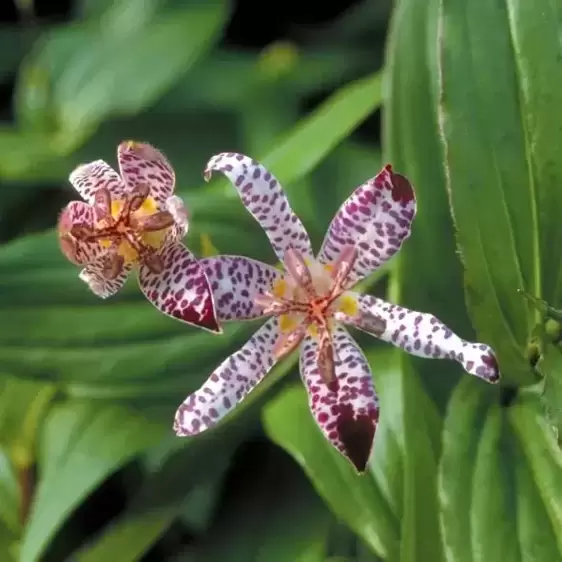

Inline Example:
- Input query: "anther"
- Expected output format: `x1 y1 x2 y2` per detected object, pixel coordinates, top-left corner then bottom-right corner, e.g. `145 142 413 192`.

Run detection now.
272 322 309 360
330 244 358 293
134 211 175 232
283 248 315 298
317 324 337 387
93 188 112 222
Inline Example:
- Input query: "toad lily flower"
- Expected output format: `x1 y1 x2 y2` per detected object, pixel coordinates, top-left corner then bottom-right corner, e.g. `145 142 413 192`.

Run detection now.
174 153 500 472
57 141 220 332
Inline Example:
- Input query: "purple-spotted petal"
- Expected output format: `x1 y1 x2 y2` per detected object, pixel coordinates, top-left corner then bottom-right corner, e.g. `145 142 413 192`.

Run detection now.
201 255 282 321
204 152 313 262
79 256 132 299
138 242 220 333
165 195 189 238
69 160 125 204
174 318 279 436
57 201 103 265
344 293 500 383
318 165 416 286
118 141 176 205
299 327 379 473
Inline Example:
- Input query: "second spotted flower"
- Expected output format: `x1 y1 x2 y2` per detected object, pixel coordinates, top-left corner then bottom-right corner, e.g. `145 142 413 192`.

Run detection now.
58 141 219 332
174 153 500 472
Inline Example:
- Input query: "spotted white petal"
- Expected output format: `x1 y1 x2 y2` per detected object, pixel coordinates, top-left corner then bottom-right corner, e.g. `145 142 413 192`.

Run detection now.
118 141 176 206
69 160 125 204
57 201 105 266
79 257 132 299
174 318 280 435
342 293 500 383
299 326 379 473
138 242 220 333
165 195 189 238
204 152 313 262
201 255 283 322
318 165 416 287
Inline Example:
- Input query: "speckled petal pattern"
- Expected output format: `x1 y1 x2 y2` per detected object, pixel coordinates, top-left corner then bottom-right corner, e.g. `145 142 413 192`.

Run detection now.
69 160 125 204
174 318 279 435
79 258 132 299
299 327 379 473
318 165 416 287
138 242 220 332
118 141 175 206
165 195 189 239
348 293 500 383
201 255 282 321
57 201 104 265
204 152 313 262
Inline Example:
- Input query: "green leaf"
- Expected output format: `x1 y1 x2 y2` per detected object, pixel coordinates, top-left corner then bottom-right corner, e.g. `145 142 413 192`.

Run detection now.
384 0 472 406
74 419 247 562
0 377 55 456
191 447 332 562
0 517 18 562
20 400 165 562
16 1 227 146
0 376 56 535
470 404 519 562
537 344 562 438
513 436 561 562
0 448 19 536
156 48 372 113
394 361 443 562
437 0 541 384
502 0 562 306
0 129 60 180
438 379 492 562
510 397 562 554
439 379 562 562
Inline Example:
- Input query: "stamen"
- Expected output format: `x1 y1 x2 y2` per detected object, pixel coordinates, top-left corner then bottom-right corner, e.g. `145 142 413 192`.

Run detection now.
272 321 308 360
141 251 165 274
255 292 295 315
333 310 386 336
317 324 337 389
101 253 124 279
93 188 112 222
124 184 150 215
359 311 386 336
134 211 175 232
284 248 315 297
331 244 358 292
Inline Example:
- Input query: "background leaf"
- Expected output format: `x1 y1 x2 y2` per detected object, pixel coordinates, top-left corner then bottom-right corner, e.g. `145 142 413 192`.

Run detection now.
384 0 471 407
437 0 539 385
20 401 165 562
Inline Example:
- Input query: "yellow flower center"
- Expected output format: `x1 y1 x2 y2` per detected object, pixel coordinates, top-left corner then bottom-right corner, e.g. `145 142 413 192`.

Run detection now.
271 260 358 339
98 196 168 265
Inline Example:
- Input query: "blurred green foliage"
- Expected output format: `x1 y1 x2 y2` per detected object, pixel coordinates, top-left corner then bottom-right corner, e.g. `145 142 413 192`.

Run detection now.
0 0 561 561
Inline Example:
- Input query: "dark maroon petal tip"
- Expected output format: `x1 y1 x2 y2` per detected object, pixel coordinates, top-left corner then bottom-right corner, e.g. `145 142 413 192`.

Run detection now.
336 403 378 473
168 298 222 334
482 353 501 383
389 170 415 205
